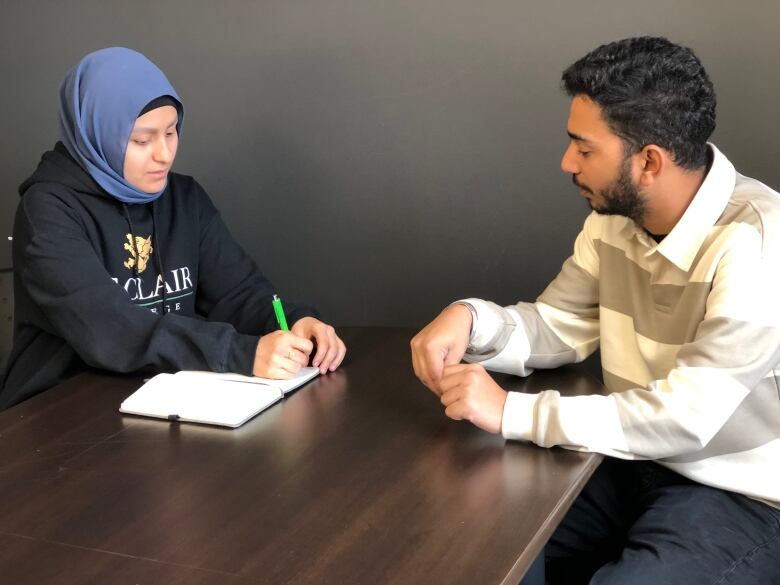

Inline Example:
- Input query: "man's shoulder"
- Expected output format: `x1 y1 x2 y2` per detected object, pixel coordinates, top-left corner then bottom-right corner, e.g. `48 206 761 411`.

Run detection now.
732 174 780 211
720 174 780 234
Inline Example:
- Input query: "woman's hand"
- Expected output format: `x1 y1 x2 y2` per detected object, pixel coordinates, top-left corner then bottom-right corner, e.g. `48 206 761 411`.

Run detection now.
253 330 314 379
290 317 347 374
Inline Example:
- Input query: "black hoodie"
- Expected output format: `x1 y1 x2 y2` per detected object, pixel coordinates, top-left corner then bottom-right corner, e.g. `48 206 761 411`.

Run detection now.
0 142 315 409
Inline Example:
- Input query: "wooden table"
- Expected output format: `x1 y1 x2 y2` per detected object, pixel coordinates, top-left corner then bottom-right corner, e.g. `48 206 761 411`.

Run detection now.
0 327 604 584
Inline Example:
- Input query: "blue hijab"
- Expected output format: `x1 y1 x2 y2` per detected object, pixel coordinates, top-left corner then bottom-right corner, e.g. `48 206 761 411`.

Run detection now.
59 47 184 204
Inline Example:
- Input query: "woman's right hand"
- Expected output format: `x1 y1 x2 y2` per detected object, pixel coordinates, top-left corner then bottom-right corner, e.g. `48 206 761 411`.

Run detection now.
253 331 314 379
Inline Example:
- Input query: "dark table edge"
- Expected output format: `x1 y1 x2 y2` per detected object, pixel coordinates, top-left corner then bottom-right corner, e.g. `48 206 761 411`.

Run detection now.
501 452 604 585
1 328 610 584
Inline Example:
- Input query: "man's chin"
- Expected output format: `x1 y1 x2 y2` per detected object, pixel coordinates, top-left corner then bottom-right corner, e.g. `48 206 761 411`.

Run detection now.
593 206 626 217
590 202 625 217
592 203 645 224
583 198 607 214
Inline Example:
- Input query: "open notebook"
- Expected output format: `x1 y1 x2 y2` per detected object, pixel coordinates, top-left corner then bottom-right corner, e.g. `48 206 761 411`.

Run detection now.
119 367 319 428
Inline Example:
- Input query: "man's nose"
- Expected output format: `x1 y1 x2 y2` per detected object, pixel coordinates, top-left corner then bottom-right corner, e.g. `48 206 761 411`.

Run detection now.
560 143 579 174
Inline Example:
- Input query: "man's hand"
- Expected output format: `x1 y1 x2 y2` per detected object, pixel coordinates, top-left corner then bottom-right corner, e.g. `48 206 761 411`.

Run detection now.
410 303 472 395
439 363 508 434
253 330 314 379
290 316 347 374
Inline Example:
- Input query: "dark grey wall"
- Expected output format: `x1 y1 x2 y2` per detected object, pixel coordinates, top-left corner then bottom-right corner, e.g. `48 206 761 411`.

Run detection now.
2 1 778 326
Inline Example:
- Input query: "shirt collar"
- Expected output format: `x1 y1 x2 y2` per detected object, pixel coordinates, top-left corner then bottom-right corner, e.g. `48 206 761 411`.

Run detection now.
619 143 736 271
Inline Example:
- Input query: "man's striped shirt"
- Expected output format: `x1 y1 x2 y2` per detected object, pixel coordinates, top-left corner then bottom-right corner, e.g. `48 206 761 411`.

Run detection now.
463 144 780 506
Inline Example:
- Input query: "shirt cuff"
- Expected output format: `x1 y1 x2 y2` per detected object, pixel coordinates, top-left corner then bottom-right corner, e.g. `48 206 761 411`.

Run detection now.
224 334 260 375
501 391 537 442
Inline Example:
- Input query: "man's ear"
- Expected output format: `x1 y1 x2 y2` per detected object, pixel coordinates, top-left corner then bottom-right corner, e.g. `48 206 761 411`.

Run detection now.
637 144 666 186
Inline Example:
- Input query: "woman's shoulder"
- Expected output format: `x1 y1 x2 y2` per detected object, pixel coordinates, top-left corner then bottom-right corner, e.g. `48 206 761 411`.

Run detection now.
19 143 107 207
166 172 211 201
164 172 220 220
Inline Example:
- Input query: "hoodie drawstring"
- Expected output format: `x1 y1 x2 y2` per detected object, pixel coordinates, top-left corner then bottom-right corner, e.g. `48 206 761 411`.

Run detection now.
151 201 168 315
122 203 140 279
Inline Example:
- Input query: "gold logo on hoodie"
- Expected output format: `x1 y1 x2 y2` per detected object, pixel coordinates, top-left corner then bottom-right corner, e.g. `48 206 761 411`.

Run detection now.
123 234 153 273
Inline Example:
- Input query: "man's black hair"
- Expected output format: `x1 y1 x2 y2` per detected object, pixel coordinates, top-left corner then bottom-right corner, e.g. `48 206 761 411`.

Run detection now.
562 36 715 170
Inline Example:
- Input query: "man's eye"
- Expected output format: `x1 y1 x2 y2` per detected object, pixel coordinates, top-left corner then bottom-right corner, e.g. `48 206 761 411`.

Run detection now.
579 150 591 157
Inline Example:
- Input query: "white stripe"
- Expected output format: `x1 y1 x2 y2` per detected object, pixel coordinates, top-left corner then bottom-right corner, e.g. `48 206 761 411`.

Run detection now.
704 250 780 326
685 223 743 284
647 368 750 447
661 439 780 506
502 390 633 458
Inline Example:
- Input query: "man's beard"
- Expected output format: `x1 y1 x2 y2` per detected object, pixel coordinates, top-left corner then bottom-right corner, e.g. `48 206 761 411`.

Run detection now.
573 156 647 225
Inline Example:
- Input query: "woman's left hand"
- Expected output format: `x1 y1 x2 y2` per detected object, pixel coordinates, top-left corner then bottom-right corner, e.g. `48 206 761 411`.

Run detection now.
290 317 347 374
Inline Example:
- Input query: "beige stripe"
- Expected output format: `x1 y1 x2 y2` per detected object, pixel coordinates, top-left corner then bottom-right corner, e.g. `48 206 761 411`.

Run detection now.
597 241 711 345
599 307 651 387
661 376 780 463
537 257 599 318
534 302 600 362
595 228 656 274
635 333 682 381
602 368 641 393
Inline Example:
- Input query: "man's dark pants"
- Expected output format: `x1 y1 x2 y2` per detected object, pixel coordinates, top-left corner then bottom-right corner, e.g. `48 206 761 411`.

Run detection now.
523 458 780 584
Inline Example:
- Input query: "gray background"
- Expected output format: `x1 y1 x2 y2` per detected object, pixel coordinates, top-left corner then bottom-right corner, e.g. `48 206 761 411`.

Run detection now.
1 1 778 327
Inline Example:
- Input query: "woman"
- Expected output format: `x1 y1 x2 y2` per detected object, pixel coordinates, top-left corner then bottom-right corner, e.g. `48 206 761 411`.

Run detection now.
0 47 345 409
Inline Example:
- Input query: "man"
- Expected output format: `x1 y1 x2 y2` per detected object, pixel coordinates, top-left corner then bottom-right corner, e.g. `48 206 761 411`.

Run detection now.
411 37 779 584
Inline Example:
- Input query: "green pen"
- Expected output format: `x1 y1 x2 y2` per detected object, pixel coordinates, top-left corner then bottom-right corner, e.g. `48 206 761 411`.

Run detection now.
272 294 289 331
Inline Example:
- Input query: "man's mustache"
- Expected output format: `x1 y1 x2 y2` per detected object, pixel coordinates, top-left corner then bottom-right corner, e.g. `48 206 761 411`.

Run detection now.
571 175 592 194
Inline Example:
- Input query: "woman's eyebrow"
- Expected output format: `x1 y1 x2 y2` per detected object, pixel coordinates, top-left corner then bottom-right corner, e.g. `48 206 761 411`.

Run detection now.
131 118 178 134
